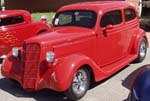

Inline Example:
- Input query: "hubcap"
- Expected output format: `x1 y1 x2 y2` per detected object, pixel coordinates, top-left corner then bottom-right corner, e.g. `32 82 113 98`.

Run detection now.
140 41 146 58
72 69 88 95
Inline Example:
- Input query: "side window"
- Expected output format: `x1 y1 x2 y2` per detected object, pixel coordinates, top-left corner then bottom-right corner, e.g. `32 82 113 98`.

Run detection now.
124 8 136 22
100 10 122 27
0 15 24 26
15 16 24 23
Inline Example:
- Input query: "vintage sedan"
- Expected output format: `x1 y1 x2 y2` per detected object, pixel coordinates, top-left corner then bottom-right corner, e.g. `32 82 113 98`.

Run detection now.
1 1 148 100
0 10 49 58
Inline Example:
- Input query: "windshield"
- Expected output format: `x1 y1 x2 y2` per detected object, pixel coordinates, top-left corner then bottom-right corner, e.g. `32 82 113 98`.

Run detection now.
53 10 97 28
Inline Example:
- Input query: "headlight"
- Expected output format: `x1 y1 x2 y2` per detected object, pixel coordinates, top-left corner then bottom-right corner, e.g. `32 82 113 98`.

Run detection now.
46 51 55 62
12 47 19 57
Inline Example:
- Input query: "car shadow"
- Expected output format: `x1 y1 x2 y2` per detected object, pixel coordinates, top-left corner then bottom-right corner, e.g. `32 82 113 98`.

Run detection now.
0 78 72 101
121 65 149 101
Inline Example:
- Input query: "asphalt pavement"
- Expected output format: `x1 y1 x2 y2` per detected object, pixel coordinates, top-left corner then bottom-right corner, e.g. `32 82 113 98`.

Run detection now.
0 33 150 101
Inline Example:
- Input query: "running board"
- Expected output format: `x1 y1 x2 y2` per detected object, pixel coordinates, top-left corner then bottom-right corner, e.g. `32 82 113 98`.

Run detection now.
101 54 137 76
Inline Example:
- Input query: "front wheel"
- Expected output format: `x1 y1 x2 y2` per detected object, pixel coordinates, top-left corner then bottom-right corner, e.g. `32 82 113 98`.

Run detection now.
135 38 147 63
65 68 90 101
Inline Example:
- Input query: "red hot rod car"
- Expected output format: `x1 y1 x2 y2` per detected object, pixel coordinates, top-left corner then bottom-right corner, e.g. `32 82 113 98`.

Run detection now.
1 1 148 100
0 10 49 58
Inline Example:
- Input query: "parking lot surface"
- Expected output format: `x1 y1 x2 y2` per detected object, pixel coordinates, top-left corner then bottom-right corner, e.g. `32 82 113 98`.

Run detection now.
0 33 150 101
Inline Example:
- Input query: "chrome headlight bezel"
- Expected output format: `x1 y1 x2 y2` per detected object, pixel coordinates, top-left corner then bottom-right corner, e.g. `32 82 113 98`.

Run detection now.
12 47 19 57
46 51 55 62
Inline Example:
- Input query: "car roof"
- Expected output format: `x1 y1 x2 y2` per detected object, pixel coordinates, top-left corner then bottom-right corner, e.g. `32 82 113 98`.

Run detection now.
0 10 29 17
0 10 32 22
58 1 134 13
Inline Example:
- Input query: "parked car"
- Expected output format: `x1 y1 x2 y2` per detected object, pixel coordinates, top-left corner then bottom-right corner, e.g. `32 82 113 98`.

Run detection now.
0 10 49 58
1 1 148 100
127 0 150 27
130 65 150 101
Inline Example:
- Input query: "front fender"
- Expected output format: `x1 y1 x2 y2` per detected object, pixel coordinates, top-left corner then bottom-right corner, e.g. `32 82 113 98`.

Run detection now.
51 53 106 91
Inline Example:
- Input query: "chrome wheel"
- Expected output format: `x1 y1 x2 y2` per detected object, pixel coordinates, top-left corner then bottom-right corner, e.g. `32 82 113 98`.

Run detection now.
72 69 88 95
65 68 90 100
140 40 146 58
134 38 147 63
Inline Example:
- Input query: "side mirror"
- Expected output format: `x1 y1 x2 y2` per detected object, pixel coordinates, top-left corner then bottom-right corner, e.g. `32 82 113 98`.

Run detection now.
103 24 113 36
105 24 113 30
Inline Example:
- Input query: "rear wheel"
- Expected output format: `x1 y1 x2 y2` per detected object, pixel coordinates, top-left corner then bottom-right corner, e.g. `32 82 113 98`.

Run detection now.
135 38 147 63
65 68 90 100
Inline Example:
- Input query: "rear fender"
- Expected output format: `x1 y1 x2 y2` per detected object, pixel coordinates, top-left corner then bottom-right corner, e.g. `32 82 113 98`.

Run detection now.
35 23 49 34
132 29 148 55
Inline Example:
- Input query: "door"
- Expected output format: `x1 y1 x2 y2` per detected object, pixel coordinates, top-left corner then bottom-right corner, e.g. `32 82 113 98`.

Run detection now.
97 10 127 67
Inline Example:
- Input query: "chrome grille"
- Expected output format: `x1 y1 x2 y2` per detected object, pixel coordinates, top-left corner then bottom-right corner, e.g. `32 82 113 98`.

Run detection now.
22 43 41 89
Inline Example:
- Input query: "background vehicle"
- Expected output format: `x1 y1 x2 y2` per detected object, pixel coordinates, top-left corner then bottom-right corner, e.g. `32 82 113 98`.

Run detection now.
0 10 49 58
1 1 148 100
127 0 150 27
130 65 150 101
3 0 150 27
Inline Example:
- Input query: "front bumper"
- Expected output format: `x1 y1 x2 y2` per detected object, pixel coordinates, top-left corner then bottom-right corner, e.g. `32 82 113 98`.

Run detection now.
0 55 7 59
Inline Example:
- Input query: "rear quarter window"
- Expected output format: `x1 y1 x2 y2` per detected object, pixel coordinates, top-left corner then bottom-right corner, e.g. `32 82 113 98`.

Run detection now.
124 8 136 22
0 15 24 26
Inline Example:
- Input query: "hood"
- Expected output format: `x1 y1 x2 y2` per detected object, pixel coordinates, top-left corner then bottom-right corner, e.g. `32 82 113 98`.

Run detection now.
25 27 95 46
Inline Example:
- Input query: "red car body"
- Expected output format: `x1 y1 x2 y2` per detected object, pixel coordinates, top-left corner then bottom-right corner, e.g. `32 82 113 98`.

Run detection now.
1 1 148 100
0 10 49 57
